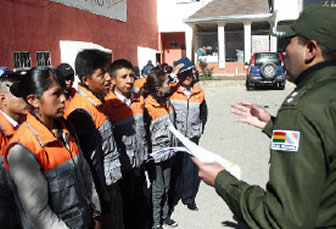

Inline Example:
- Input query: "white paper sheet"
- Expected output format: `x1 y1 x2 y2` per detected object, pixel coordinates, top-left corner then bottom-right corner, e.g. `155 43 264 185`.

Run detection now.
168 122 241 179
149 147 191 161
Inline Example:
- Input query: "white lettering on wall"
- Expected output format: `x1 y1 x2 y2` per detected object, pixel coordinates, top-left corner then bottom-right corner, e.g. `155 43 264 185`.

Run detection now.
50 0 127 22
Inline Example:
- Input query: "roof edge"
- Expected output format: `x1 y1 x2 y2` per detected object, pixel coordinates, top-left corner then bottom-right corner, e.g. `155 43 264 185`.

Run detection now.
184 13 273 24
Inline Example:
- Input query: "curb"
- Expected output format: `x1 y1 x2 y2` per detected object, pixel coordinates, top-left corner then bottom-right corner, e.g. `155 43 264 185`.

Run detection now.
198 80 246 87
197 80 296 88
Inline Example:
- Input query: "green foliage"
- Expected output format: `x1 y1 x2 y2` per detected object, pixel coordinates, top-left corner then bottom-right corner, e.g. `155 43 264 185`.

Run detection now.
198 59 214 80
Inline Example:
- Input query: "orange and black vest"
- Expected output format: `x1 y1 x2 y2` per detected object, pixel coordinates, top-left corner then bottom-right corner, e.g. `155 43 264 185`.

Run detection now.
6 112 93 229
105 90 148 171
170 83 205 139
64 84 121 185
0 112 20 228
64 87 77 111
145 95 176 163
133 78 147 93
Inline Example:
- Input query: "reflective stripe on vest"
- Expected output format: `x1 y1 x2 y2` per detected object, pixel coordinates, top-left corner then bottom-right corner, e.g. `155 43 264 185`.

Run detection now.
105 91 148 170
6 113 93 228
145 95 175 162
170 85 204 139
65 85 121 185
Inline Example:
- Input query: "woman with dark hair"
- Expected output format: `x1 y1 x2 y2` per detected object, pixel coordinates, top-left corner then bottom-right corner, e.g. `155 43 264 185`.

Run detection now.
143 70 177 229
5 66 99 229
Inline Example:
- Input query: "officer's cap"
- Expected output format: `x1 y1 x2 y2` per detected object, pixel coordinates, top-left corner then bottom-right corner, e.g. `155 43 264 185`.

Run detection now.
276 5 336 51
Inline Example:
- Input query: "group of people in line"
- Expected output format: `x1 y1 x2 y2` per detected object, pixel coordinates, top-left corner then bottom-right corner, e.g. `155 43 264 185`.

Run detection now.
2 5 335 229
0 50 207 229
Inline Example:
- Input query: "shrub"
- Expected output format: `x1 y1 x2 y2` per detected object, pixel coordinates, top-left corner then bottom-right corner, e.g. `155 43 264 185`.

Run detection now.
198 59 214 79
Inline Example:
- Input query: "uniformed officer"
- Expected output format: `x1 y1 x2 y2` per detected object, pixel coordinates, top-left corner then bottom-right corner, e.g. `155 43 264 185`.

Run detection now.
192 5 336 228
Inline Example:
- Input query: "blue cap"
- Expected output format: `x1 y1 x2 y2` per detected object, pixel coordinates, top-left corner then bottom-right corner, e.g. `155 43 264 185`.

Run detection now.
173 57 196 74
0 67 14 77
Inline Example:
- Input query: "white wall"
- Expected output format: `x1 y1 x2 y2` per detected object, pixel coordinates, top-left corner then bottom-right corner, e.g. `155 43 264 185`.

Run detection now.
137 46 159 72
273 0 303 22
157 0 213 33
59 40 112 89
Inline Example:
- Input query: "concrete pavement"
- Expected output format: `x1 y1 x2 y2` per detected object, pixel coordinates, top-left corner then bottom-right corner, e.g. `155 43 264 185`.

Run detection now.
169 83 294 229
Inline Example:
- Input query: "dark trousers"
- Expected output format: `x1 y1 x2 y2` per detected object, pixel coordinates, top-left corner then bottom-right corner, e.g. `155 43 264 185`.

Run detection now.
147 159 172 228
181 151 201 205
0 198 21 229
102 182 124 229
118 168 150 229
169 137 201 211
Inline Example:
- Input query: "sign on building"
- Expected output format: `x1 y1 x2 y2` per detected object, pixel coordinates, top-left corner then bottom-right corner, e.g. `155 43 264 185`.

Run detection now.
50 0 127 22
252 35 269 54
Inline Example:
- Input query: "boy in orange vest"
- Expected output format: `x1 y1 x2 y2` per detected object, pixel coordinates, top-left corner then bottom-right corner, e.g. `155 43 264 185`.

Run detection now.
65 49 123 229
169 58 208 212
56 63 77 110
0 72 28 228
105 59 149 229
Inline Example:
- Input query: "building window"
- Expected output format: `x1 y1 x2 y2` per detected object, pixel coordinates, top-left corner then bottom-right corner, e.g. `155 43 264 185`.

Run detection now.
13 51 31 69
169 41 179 48
36 51 51 66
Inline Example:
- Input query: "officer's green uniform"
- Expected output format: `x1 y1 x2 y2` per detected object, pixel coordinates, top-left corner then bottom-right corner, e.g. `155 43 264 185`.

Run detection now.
215 61 336 228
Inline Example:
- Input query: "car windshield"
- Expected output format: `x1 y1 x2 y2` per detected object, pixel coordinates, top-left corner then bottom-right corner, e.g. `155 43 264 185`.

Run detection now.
254 53 281 66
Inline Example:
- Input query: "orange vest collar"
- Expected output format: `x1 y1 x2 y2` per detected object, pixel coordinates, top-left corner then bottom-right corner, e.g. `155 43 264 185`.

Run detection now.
25 112 69 146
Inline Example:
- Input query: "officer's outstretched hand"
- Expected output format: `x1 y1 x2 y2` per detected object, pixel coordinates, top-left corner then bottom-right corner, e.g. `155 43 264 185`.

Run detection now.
192 157 225 187
231 100 271 129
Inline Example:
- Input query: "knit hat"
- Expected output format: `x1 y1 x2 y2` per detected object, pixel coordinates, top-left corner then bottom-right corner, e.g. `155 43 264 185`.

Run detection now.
57 63 75 79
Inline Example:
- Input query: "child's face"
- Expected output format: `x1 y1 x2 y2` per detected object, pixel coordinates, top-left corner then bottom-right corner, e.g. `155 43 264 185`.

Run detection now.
85 68 111 96
64 75 74 91
37 81 66 120
112 68 136 97
178 70 193 88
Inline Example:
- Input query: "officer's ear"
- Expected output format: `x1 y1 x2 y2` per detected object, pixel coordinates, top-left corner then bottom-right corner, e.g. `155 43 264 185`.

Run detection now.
304 40 321 64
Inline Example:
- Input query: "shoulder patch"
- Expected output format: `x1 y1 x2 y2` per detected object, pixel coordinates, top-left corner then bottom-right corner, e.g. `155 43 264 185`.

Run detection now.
271 130 300 152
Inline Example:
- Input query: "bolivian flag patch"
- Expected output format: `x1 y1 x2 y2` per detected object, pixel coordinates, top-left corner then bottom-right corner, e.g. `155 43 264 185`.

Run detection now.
271 130 300 152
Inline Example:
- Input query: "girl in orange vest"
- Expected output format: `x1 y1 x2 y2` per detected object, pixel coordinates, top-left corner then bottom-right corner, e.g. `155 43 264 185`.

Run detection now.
143 69 177 229
5 67 99 229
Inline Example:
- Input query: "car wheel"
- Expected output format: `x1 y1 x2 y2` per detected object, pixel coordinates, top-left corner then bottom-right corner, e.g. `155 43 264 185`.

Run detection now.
246 81 253 91
261 62 277 79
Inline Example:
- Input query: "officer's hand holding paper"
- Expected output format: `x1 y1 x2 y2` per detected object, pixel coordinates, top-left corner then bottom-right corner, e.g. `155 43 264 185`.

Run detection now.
167 122 240 179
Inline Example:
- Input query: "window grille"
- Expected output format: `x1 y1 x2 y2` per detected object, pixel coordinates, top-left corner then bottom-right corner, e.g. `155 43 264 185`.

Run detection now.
168 41 179 48
36 51 51 66
13 51 31 69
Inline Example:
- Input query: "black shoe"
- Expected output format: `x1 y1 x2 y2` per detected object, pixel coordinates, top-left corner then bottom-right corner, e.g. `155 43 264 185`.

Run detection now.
187 203 199 211
163 217 178 228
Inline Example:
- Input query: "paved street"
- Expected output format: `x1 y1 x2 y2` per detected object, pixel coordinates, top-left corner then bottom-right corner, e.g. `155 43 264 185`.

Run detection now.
171 82 294 229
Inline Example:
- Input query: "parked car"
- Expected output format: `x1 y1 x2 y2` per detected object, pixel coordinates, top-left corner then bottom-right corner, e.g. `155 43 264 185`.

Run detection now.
246 52 286 90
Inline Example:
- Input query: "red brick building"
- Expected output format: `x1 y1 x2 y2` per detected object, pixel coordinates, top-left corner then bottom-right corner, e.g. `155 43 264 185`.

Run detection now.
0 0 158 70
